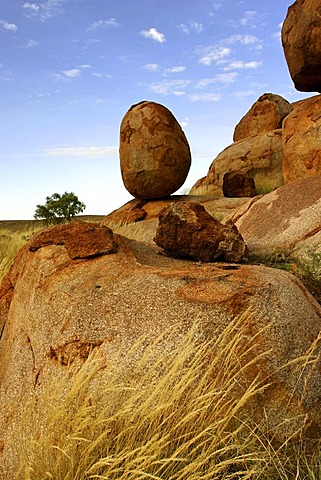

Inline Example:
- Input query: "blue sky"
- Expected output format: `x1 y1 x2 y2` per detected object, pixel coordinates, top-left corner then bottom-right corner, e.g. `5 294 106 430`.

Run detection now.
0 0 312 220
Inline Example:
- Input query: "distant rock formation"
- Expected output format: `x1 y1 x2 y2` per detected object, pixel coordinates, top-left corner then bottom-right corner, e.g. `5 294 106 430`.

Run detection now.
233 93 293 142
154 201 247 262
282 0 321 92
119 101 191 200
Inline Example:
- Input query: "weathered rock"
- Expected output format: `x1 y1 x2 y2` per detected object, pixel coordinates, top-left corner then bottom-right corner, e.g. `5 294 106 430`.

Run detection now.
282 95 321 183
28 222 118 260
1 223 321 475
154 202 247 262
223 170 257 198
226 175 321 258
282 0 321 92
119 101 191 200
233 93 293 142
191 130 284 196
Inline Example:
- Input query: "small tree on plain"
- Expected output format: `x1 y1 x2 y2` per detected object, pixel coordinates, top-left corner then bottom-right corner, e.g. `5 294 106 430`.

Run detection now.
34 192 86 226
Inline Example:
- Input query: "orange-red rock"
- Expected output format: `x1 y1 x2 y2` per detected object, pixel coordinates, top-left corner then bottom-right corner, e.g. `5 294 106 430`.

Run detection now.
191 130 284 196
154 202 247 262
282 95 321 183
282 0 321 92
233 93 293 142
119 101 191 200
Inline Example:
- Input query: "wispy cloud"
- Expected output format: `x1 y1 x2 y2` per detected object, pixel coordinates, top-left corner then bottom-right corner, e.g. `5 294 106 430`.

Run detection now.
225 34 262 48
145 79 190 95
163 66 187 75
143 63 160 72
25 39 39 48
272 22 283 42
223 60 262 71
0 19 18 33
189 93 221 102
179 21 203 34
140 27 166 43
52 68 81 81
92 72 112 78
88 18 120 30
197 45 231 66
196 72 239 87
44 146 118 158
22 1 70 21
240 10 260 27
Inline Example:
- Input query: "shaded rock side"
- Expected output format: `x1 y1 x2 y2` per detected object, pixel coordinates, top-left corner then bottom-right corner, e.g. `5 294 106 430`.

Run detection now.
233 93 293 142
222 170 257 198
154 202 248 263
119 101 191 200
282 94 321 184
190 130 284 196
282 0 321 92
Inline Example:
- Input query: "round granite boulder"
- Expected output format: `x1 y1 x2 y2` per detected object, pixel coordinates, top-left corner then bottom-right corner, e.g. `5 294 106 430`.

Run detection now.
119 101 191 200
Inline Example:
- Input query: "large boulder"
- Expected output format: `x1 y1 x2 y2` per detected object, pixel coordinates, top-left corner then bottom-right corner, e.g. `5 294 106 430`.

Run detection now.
282 0 321 92
190 130 284 196
282 95 321 183
154 202 247 262
226 175 321 258
119 101 191 200
1 223 321 477
233 93 293 142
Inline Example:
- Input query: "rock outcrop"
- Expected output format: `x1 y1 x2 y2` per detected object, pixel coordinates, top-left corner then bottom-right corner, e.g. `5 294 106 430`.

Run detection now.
282 0 321 92
222 170 257 198
119 101 191 200
154 202 247 262
233 93 293 142
190 130 284 196
282 95 321 183
1 222 321 476
226 175 321 258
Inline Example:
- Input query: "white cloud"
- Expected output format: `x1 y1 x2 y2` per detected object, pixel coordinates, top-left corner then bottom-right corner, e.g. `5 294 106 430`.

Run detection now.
189 93 221 102
225 34 261 46
89 18 120 30
44 146 118 158
179 21 203 34
196 72 238 87
0 20 18 33
232 90 257 99
23 0 68 21
93 72 112 78
197 45 231 66
272 22 283 42
140 27 166 43
163 66 187 74
53 68 81 81
240 10 260 27
143 63 160 72
25 39 39 48
223 60 262 71
145 79 191 95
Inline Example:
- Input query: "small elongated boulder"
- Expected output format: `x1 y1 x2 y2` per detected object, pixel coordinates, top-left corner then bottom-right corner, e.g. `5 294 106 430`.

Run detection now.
282 0 321 92
119 101 191 200
233 93 293 142
154 201 247 262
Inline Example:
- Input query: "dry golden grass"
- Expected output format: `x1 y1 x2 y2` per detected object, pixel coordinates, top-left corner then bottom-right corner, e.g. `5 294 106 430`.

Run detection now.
9 315 321 480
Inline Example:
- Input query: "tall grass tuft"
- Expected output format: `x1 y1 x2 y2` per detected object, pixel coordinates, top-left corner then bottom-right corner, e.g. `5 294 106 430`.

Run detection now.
9 314 321 480
0 229 35 282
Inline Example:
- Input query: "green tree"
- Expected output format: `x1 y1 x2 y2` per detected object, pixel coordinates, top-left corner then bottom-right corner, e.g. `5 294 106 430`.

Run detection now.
34 192 86 226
